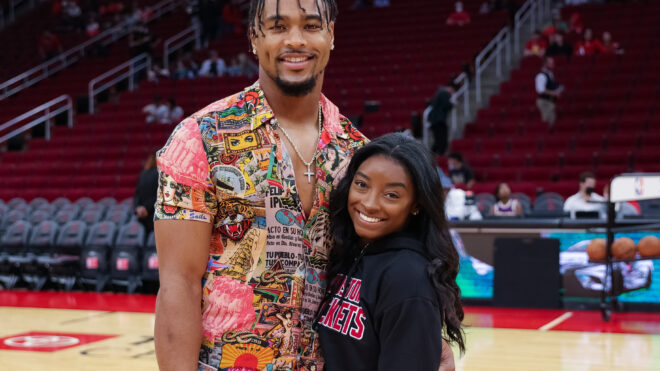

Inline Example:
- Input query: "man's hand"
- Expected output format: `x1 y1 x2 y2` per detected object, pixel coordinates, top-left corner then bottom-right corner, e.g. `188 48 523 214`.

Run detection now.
135 206 148 218
439 339 456 371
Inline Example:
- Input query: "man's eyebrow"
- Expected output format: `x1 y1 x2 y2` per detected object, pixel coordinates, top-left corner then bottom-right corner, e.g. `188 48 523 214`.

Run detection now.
305 14 322 21
264 14 287 22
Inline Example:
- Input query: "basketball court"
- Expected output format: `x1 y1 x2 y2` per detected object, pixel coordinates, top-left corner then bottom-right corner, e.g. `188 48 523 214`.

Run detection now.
1 291 659 370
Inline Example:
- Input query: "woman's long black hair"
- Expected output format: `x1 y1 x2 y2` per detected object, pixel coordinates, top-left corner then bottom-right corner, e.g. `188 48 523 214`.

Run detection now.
327 132 466 353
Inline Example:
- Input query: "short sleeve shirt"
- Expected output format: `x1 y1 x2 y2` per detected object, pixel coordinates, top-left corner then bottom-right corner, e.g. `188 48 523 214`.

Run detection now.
154 83 367 370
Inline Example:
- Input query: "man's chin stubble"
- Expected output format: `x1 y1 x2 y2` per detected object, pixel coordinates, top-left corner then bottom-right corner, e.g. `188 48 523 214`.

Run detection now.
270 70 323 97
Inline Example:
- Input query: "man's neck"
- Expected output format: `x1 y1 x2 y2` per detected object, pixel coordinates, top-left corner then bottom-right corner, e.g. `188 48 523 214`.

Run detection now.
259 72 324 127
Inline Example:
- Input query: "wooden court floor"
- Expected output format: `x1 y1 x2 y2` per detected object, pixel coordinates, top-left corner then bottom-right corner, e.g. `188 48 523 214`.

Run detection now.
1 291 659 370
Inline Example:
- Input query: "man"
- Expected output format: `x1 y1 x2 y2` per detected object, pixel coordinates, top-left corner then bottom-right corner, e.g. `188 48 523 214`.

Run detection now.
563 171 606 219
198 50 228 77
142 95 169 124
447 152 475 190
428 82 458 155
545 33 573 58
446 1 470 26
153 1 456 370
535 56 562 126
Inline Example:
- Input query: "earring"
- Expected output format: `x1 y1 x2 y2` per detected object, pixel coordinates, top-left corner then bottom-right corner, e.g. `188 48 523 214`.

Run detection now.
331 44 335 50
252 47 257 55
412 210 419 216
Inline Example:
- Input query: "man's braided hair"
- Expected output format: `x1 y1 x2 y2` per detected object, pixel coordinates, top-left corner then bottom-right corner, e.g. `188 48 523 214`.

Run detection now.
248 0 338 38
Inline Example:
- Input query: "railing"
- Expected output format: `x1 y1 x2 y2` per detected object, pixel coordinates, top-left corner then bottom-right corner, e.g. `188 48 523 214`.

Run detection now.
0 0 179 100
475 26 512 104
163 24 201 70
514 0 552 55
450 72 470 140
0 95 73 143
88 53 151 114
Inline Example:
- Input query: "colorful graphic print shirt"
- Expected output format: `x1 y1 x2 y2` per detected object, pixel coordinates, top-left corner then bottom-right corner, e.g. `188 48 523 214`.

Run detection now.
154 83 367 371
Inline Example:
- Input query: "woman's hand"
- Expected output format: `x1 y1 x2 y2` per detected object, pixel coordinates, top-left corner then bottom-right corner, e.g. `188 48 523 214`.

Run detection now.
439 339 456 371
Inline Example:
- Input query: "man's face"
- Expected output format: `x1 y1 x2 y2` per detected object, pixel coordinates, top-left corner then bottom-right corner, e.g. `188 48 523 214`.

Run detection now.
580 177 596 193
251 0 334 97
448 158 461 170
545 57 555 70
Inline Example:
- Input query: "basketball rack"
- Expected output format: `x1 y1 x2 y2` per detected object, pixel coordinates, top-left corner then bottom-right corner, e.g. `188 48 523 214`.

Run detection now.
589 173 660 321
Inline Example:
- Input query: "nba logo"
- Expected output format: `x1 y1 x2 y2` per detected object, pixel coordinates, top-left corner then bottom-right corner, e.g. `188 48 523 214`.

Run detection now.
86 257 98 269
634 177 644 196
116 258 129 271
148 256 159 270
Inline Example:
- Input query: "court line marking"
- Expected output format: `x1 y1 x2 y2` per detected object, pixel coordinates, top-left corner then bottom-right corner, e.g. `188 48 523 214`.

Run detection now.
59 311 116 325
539 312 573 331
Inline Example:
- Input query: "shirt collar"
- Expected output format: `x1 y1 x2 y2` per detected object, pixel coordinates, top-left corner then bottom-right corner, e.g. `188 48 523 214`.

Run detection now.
243 82 349 141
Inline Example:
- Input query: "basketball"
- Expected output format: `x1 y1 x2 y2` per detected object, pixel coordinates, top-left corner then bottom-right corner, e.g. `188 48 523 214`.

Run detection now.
638 236 660 257
586 238 607 260
612 237 637 259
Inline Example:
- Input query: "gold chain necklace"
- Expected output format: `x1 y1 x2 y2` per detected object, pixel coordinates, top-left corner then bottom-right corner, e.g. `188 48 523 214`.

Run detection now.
273 102 323 183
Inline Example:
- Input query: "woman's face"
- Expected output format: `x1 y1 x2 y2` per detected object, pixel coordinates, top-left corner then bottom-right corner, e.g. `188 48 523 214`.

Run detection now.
498 183 511 199
163 179 176 202
348 155 417 243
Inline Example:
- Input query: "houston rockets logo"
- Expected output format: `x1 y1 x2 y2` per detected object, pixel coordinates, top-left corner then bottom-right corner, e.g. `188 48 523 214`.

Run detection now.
218 199 255 240
317 277 366 340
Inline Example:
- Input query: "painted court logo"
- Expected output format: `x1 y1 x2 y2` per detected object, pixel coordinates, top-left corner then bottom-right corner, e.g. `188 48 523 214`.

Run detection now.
0 332 116 352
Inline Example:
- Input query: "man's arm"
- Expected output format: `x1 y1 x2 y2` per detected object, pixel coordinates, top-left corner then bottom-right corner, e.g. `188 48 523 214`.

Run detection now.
154 219 212 371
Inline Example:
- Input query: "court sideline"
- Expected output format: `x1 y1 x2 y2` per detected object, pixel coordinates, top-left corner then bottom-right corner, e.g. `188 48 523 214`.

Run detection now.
1 291 659 370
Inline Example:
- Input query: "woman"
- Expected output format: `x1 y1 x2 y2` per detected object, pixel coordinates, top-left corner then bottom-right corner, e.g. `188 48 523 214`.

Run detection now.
316 133 465 370
490 183 523 217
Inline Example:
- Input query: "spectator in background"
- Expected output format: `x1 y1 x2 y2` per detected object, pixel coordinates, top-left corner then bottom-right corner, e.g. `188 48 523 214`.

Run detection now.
490 183 523 217
85 15 100 37
524 30 547 57
142 96 169 123
235 52 258 77
442 173 482 221
62 0 84 32
601 31 623 55
373 0 390 7
133 152 159 234
447 152 475 190
535 56 562 126
574 28 605 56
129 22 157 57
428 82 458 155
167 98 184 123
447 1 470 26
38 30 63 61
543 11 568 37
545 33 573 58
147 63 170 82
563 171 606 219
199 50 227 77
222 0 244 35
173 52 199 79
402 111 424 145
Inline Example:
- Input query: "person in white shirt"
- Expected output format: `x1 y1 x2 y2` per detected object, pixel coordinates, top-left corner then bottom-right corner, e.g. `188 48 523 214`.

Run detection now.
142 96 169 124
167 98 184 124
563 171 606 218
198 50 227 77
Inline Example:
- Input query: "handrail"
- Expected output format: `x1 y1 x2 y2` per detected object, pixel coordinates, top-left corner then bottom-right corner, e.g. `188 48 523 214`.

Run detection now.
0 95 73 143
475 26 511 103
163 24 201 70
88 53 151 114
0 0 179 100
450 72 470 140
514 0 551 55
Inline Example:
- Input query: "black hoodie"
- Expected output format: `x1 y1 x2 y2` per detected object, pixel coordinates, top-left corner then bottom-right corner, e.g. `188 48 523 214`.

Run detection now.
316 233 444 371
